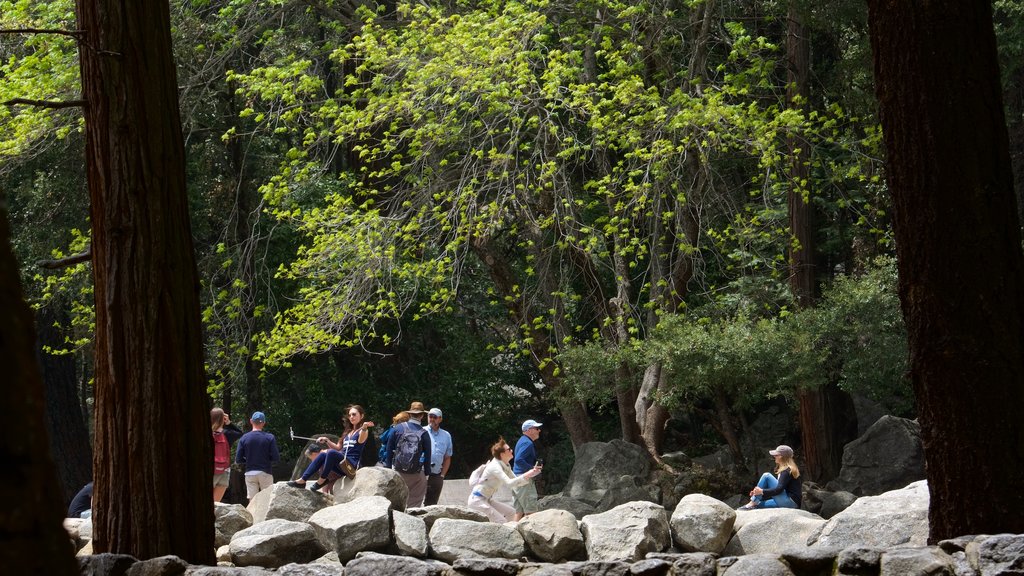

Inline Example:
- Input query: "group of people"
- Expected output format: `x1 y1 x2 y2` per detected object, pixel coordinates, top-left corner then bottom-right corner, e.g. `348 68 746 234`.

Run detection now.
286 401 454 510
211 408 281 502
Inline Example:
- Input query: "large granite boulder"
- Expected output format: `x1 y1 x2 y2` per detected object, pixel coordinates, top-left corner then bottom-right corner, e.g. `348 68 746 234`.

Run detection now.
246 482 333 524
517 509 586 562
345 552 448 576
670 494 735 554
428 518 526 562
580 501 671 561
215 503 254 548
334 466 409 512
829 416 925 496
536 495 596 520
970 534 1024 576
563 440 651 506
802 482 858 519
879 547 955 576
125 555 189 576
406 504 489 531
276 563 345 575
723 508 825 556
810 480 929 549
307 495 392 562
594 475 660 512
720 554 796 575
393 511 429 558
228 518 326 568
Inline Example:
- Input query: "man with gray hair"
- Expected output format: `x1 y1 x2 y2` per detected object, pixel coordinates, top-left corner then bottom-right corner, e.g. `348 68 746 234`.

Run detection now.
424 407 453 505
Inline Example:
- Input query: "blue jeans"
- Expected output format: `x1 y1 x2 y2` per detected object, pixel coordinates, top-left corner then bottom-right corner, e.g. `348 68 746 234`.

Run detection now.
751 472 797 508
301 450 350 481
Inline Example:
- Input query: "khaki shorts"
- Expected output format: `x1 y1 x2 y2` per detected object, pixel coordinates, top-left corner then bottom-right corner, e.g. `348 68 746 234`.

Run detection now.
213 472 230 487
512 481 539 514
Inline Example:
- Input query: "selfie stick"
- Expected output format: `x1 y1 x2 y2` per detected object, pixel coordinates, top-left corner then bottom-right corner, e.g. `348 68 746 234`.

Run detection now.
290 427 317 442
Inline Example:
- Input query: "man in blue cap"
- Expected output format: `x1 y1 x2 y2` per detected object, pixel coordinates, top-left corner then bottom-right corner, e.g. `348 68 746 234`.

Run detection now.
235 411 280 499
512 419 544 521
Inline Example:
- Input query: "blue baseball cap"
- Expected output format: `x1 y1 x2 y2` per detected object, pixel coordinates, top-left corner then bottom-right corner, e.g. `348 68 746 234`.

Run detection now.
251 411 266 422
521 419 543 432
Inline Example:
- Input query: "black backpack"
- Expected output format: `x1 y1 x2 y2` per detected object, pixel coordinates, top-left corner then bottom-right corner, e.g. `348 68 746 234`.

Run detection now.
392 423 423 474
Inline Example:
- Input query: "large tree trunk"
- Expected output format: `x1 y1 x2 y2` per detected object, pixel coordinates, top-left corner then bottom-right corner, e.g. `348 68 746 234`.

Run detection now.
0 204 79 573
36 305 94 506
77 0 215 563
867 0 1024 541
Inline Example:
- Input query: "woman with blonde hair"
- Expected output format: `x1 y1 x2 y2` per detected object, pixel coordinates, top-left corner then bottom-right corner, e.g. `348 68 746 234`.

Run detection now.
467 436 542 523
739 445 802 510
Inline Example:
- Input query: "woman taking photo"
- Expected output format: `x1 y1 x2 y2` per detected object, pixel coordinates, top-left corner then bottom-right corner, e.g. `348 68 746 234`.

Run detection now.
468 436 542 523
739 444 802 510
289 404 375 492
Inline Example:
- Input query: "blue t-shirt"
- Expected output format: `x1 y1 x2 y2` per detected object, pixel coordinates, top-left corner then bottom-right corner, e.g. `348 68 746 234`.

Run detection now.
512 435 536 475
426 426 453 475
342 430 365 466
235 429 280 474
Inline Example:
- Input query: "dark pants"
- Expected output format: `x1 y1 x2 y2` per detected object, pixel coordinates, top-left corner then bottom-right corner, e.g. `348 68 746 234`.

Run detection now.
424 474 445 505
301 450 348 481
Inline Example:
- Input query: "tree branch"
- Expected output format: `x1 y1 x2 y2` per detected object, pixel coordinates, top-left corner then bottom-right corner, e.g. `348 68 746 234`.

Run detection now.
0 28 83 39
37 246 91 270
2 98 86 110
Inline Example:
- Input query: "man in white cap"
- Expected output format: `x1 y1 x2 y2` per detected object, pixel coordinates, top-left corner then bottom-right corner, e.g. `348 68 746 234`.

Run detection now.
424 407 453 505
512 419 544 520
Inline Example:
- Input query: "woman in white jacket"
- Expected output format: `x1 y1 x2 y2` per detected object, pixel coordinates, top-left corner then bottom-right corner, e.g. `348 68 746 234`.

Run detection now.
468 436 542 523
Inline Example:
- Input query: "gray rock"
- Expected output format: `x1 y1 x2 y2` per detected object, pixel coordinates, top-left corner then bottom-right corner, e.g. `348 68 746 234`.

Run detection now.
308 495 392 562
779 547 839 576
406 504 489 531
668 553 716 576
536 495 597 520
79 553 137 576
184 567 275 575
125 555 189 576
880 547 955 576
810 480 929 549
393 511 429 558
428 518 526 562
720 554 795 575
580 501 671 562
275 563 345 575
216 545 232 563
802 484 858 520
246 482 333 524
723 508 825 556
563 441 651 506
669 494 735 554
229 518 326 568
345 552 446 576
451 557 521 574
80 518 94 540
830 416 925 496
594 476 659 513
570 560 630 576
628 558 671 576
836 546 883 574
312 551 341 565
975 533 1024 576
518 509 586 562
334 467 410 512
215 503 254 547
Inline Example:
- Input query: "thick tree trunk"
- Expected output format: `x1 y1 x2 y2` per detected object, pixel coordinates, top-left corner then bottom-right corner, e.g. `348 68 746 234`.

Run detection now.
76 0 215 563
0 206 79 574
868 0 1024 541
36 305 94 506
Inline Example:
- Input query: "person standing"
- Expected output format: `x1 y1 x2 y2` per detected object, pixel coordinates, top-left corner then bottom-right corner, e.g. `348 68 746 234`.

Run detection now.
512 419 543 521
235 411 280 499
211 407 243 502
385 401 432 509
424 407 453 505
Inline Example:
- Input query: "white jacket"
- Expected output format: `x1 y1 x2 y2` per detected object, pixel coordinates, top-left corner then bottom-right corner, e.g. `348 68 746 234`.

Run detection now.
471 457 531 499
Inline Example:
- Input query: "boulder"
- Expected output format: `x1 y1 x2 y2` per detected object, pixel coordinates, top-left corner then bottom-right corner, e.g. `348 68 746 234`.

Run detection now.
215 503 254 547
723 508 825 556
665 552 717 576
720 554 795 575
124 555 189 576
276 563 346 575
308 495 392 562
809 480 929 549
972 533 1024 576
836 546 883 574
670 494 735 554
563 440 651 505
406 504 489 531
829 416 925 496
536 495 596 520
594 476 660 512
79 553 136 576
517 509 586 562
879 547 955 576
428 518 526 562
345 552 446 576
802 482 857 519
184 567 275 575
451 558 524 575
216 545 231 563
579 501 671 562
228 518 325 568
245 482 333 524
334 466 409 512
393 511 429 558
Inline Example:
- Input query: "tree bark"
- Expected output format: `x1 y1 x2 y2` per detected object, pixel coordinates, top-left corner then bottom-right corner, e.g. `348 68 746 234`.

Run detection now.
0 204 78 574
867 0 1024 541
76 0 215 562
36 305 94 506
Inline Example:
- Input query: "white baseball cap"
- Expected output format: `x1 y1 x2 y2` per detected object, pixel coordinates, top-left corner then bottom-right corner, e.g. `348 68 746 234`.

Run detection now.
521 419 543 432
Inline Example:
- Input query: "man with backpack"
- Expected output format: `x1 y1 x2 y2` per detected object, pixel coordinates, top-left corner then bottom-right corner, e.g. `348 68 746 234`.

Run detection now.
384 401 432 508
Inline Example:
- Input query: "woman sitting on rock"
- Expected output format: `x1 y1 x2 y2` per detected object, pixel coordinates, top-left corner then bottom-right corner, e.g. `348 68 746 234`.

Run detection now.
739 444 802 510
289 404 374 492
468 436 541 523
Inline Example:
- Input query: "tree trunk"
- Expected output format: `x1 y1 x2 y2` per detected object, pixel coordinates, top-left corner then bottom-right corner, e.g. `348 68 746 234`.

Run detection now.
36 305 94 506
76 0 215 563
867 0 1024 541
0 205 79 574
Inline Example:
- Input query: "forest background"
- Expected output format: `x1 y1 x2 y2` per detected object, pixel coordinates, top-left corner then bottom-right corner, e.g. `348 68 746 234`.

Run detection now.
3 0 1023 509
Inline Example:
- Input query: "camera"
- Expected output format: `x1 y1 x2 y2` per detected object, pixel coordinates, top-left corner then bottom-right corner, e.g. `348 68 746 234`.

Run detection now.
536 458 544 466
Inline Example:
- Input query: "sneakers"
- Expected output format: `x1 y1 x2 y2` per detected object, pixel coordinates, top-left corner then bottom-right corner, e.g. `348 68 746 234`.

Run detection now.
309 480 327 492
737 502 758 511
286 480 306 488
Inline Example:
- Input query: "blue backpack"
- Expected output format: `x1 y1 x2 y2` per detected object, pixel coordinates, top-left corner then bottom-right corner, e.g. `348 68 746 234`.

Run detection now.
392 423 424 474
